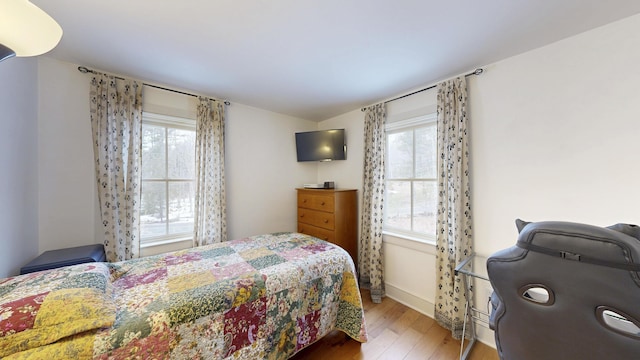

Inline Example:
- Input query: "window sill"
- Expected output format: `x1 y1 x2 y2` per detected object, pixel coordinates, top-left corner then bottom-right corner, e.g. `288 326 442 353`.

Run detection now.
383 231 436 255
140 236 193 248
383 230 436 245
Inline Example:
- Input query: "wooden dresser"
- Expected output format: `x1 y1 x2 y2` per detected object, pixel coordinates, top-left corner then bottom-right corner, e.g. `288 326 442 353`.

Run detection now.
296 188 358 265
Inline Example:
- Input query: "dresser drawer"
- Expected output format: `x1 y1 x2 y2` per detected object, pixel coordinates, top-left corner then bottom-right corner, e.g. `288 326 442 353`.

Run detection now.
296 188 358 267
298 224 335 243
298 208 335 230
298 193 335 212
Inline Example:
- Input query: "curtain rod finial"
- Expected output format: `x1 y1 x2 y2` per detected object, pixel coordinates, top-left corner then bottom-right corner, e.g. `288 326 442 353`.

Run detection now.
473 68 483 75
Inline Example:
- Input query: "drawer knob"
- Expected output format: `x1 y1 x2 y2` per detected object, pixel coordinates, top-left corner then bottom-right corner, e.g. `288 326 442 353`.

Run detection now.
321 201 325 205
323 219 328 223
303 199 307 203
300 214 305 218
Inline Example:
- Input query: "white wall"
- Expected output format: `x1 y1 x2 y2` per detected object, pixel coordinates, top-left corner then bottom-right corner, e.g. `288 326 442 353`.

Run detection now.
381 90 441 315
319 13 640 348
225 103 317 239
468 13 640 346
0 57 39 277
470 13 640 257
37 58 98 253
319 90 441 318
34 57 317 259
317 109 365 192
4 12 640 348
315 108 366 259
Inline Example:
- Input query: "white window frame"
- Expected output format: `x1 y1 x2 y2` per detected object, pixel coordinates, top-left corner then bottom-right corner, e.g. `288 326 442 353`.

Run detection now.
383 113 437 244
140 112 196 247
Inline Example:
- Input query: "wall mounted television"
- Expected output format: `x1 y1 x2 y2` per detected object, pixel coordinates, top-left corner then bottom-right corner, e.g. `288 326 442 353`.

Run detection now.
295 129 346 162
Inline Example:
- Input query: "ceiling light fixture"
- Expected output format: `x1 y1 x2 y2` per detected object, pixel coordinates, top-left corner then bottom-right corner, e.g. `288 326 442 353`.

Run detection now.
0 0 63 62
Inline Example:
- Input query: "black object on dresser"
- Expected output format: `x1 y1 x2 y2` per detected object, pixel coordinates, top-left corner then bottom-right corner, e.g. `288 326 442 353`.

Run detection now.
20 244 106 274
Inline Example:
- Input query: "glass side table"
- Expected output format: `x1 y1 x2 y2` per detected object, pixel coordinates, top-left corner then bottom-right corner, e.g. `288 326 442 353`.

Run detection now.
455 253 492 360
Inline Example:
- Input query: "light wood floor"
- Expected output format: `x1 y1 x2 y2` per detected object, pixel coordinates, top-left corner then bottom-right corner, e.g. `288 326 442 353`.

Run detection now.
292 289 499 360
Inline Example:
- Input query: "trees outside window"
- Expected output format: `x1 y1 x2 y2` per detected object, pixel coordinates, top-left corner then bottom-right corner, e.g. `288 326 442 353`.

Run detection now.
140 113 196 243
384 114 437 242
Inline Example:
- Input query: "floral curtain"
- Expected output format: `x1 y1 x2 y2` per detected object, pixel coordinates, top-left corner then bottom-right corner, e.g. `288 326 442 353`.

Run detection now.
359 103 387 303
89 74 143 262
434 77 473 339
193 97 227 246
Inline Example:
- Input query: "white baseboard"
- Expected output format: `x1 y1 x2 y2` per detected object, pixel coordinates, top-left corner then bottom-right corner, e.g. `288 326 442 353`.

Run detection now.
383 282 496 349
384 282 434 317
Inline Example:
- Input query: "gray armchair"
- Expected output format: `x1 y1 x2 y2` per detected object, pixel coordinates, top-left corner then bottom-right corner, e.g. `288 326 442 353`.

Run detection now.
487 220 640 360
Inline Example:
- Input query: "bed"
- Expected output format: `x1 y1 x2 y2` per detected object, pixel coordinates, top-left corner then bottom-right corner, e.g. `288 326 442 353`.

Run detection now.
0 232 367 359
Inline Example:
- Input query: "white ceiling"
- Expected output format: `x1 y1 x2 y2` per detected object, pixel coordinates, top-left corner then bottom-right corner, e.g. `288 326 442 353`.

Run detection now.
32 0 640 121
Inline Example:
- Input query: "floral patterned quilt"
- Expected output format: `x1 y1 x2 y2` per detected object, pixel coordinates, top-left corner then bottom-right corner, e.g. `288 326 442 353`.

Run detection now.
0 232 367 359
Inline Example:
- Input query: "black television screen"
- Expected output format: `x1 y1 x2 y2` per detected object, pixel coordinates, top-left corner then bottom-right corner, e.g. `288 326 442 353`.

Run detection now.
295 129 346 162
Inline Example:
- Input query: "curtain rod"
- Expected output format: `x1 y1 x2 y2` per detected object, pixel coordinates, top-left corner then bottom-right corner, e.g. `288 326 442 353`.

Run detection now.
77 66 231 106
361 68 483 112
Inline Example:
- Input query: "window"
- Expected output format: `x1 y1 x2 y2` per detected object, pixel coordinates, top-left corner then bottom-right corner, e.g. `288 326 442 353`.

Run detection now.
140 112 196 245
384 114 437 242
